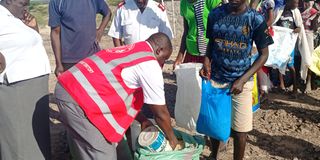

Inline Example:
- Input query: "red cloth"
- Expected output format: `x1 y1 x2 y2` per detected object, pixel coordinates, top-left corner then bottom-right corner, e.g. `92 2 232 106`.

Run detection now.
261 66 269 74
183 53 205 63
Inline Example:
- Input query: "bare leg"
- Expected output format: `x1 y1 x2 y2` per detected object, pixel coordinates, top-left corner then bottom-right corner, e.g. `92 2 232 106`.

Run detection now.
232 130 247 160
305 69 312 92
289 66 297 93
278 70 285 91
210 137 221 159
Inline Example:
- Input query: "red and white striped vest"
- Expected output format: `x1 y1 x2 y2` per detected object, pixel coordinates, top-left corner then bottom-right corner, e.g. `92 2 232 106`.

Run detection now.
58 42 157 142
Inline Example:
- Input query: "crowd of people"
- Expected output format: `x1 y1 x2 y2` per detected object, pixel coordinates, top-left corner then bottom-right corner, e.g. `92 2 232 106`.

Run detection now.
0 0 319 159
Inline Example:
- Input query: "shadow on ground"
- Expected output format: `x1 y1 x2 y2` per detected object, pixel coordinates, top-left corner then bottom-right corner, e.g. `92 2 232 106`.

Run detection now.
248 129 320 160
49 93 71 160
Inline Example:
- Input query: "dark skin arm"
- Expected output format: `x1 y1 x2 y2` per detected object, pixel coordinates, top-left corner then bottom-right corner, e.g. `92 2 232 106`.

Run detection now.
147 104 178 149
112 37 123 47
199 40 213 80
312 13 320 32
173 18 188 70
0 52 5 74
200 43 269 94
50 26 63 77
293 27 301 33
266 9 274 27
135 112 153 130
230 47 269 94
249 0 261 9
22 11 39 32
96 5 112 42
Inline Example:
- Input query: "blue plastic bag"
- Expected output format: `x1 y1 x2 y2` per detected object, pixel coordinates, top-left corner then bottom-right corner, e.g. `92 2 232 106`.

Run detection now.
196 79 232 142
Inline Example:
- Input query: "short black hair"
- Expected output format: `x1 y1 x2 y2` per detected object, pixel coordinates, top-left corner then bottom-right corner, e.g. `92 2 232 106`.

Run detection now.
147 32 172 52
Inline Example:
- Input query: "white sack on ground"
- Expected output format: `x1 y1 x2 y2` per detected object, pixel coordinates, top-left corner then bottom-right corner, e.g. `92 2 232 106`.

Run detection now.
174 63 203 132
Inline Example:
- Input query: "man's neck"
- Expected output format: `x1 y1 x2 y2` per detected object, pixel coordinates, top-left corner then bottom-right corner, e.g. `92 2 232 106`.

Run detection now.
139 7 146 13
228 3 248 15
284 6 293 11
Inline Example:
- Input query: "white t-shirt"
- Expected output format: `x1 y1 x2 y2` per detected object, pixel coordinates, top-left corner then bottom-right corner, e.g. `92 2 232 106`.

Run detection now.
108 0 173 45
0 5 51 83
122 60 165 105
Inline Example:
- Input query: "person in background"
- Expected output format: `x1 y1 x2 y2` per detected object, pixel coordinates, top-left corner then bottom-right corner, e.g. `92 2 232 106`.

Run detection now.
250 0 275 102
301 0 319 91
250 0 284 10
200 0 273 159
54 33 178 160
108 0 173 47
49 0 111 77
0 0 51 159
173 0 221 69
274 0 302 96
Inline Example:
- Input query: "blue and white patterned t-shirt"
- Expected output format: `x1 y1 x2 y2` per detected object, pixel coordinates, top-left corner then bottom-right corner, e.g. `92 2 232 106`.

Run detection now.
206 4 273 83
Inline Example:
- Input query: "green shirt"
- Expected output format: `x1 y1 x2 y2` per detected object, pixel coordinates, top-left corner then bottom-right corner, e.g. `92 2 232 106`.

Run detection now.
180 0 221 56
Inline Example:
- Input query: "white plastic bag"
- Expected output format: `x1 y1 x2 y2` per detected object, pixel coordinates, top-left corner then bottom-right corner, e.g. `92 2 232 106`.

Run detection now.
266 26 298 74
174 63 203 132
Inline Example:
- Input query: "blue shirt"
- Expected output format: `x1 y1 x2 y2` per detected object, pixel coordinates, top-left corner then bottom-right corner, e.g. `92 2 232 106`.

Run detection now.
49 0 109 63
206 4 273 83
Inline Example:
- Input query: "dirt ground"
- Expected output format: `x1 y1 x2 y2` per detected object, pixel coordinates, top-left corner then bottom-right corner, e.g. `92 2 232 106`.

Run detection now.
40 2 320 160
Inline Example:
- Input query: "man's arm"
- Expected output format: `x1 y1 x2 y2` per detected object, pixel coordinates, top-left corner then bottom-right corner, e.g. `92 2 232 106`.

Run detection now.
230 47 269 94
230 19 273 94
0 52 5 74
108 6 123 47
312 13 320 32
249 0 261 9
96 4 112 42
112 37 123 47
135 112 153 130
293 27 301 33
173 18 188 70
148 104 178 149
50 26 64 77
22 11 39 32
266 8 274 27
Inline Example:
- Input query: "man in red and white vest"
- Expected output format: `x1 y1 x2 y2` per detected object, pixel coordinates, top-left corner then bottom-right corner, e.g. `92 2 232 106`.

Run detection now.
54 33 178 160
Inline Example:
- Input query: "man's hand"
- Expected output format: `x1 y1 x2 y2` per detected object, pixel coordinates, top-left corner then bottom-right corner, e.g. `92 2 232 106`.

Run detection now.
199 56 211 80
55 64 64 77
96 29 104 42
0 52 5 74
148 104 178 150
140 119 153 131
199 66 211 80
293 27 301 33
168 136 178 150
230 78 246 95
22 12 38 32
173 52 184 70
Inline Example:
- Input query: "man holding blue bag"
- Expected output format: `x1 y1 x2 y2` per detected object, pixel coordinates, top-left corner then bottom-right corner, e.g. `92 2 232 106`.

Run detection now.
199 0 274 159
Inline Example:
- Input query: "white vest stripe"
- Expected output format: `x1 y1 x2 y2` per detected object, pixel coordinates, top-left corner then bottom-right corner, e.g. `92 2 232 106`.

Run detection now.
91 55 133 110
70 67 126 135
128 108 138 117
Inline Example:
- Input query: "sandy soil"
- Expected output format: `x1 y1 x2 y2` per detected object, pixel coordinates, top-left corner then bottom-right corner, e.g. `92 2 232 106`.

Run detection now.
40 2 320 160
